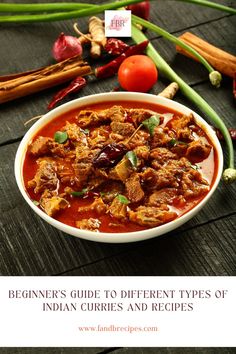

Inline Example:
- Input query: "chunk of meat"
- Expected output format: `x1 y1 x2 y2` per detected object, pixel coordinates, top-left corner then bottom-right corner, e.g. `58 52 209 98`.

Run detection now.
180 168 209 199
186 139 211 163
78 197 107 215
147 188 178 207
28 160 59 193
87 169 108 189
88 126 110 149
128 206 177 227
73 162 93 188
74 147 98 186
76 218 101 231
109 197 128 220
40 192 69 217
76 110 108 128
100 181 124 203
110 121 135 137
125 173 145 203
134 145 150 160
150 147 177 165
29 136 52 156
164 157 191 175
169 114 195 141
63 122 87 144
128 109 155 126
105 105 126 122
109 132 125 143
75 145 98 163
151 126 175 148
140 167 178 191
127 129 150 150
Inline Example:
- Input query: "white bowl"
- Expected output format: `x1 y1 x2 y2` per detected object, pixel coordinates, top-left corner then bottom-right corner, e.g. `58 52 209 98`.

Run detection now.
15 92 223 243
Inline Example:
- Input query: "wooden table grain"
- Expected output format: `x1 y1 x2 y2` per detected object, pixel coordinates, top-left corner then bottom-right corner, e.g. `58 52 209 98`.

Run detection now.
0 0 235 352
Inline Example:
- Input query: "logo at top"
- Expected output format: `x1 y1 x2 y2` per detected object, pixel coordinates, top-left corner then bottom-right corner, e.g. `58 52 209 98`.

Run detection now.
105 10 131 37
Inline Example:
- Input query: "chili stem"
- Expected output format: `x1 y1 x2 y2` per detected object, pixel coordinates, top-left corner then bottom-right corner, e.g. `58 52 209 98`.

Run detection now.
0 0 151 22
131 24 235 182
131 15 221 87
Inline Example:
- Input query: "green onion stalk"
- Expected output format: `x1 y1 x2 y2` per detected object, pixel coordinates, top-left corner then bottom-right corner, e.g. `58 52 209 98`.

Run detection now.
0 0 152 22
0 0 235 14
131 24 236 183
169 0 236 14
132 14 221 87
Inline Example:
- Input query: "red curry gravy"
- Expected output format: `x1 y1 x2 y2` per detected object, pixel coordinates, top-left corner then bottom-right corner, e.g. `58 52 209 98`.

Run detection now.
23 101 218 233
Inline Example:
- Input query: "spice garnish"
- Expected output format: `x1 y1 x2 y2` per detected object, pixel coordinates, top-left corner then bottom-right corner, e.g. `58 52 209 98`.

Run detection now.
126 151 138 169
117 194 130 204
48 76 87 110
95 40 149 79
81 128 90 135
104 38 129 56
168 139 188 147
190 164 200 170
71 188 88 197
93 143 128 168
142 114 160 136
54 131 68 144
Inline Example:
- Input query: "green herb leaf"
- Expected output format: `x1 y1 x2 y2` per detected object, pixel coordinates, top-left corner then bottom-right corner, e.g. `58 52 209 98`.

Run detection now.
54 131 68 144
142 114 160 136
126 151 137 169
117 194 130 205
71 188 88 197
100 192 106 197
168 138 177 147
32 200 39 206
81 128 90 135
168 139 188 147
190 164 200 170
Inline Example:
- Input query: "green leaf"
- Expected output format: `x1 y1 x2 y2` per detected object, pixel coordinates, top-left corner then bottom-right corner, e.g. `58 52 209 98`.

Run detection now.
168 138 177 147
117 194 130 205
168 139 188 147
32 200 39 206
126 151 137 169
142 114 160 136
81 128 90 135
71 188 88 197
190 164 200 171
54 131 68 144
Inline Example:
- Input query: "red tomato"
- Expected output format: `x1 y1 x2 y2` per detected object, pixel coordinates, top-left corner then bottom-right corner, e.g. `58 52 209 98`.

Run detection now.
118 55 158 92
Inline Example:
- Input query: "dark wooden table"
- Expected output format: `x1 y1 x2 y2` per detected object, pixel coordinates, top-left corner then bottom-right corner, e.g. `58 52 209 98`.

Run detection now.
0 0 235 277
0 2 236 352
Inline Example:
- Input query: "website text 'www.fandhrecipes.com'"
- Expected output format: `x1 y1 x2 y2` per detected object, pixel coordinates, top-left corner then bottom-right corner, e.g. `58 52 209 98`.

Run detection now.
78 325 159 334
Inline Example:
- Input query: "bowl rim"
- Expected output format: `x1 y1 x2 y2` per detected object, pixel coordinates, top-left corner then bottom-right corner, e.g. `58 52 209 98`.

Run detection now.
15 92 223 243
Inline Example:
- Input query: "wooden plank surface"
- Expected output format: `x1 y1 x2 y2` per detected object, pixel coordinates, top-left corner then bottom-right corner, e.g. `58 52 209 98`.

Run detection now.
0 0 235 278
0 1 235 353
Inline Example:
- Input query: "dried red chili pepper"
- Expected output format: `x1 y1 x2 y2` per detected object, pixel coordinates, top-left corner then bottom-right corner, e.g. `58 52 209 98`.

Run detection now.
104 38 129 56
93 143 128 168
95 40 149 79
213 126 236 142
48 76 86 110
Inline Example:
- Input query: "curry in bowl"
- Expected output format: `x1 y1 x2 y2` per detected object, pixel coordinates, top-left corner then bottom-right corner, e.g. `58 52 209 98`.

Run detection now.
23 101 218 234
